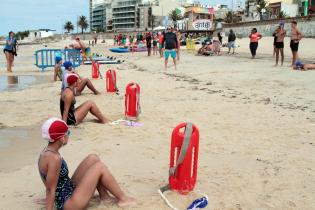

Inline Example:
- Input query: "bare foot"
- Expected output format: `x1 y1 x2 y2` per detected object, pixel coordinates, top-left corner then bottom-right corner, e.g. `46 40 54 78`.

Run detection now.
101 117 109 124
117 196 137 208
100 196 117 205
274 64 278 67
95 91 101 95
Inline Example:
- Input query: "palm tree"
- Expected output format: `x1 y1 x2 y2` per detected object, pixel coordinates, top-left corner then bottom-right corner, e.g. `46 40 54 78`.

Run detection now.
169 9 183 28
256 0 269 20
64 21 74 33
78 16 89 34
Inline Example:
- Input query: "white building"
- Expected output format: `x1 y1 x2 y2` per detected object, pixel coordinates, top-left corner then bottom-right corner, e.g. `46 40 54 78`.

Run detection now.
28 29 55 40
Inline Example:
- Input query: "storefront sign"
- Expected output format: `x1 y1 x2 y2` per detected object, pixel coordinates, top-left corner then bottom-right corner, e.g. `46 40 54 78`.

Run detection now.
192 19 212 30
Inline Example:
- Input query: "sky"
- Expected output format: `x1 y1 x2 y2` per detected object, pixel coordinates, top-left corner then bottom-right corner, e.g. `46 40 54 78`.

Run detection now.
0 0 89 36
0 0 244 36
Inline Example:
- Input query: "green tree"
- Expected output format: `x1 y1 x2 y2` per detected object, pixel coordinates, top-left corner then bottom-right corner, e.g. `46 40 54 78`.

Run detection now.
256 0 269 20
224 12 241 23
78 16 89 34
169 9 183 28
278 11 287 18
64 21 74 33
15 31 29 40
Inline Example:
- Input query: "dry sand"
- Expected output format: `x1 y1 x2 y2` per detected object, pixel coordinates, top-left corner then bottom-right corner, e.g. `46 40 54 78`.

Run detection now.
0 36 314 210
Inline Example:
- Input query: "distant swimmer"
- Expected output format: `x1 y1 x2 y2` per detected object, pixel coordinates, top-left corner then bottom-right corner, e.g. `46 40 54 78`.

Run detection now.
38 117 137 210
75 36 93 64
60 74 108 125
61 61 100 95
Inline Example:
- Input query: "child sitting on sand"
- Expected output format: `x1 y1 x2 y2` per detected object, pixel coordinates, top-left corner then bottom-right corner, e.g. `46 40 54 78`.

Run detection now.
61 61 100 95
293 60 315 71
38 117 136 210
60 74 108 125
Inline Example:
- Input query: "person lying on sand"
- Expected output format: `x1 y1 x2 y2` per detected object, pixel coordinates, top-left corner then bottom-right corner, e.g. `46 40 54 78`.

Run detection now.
293 61 315 71
60 74 108 125
38 118 136 210
62 61 100 95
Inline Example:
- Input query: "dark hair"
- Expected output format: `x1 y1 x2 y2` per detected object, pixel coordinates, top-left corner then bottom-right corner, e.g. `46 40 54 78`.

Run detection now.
291 21 297 25
9 31 14 36
252 28 257 33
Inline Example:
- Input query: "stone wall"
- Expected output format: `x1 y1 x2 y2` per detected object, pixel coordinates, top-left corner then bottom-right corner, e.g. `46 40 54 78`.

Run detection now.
221 16 315 38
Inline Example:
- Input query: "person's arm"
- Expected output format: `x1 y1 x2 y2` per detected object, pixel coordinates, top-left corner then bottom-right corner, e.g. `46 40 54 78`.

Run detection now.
297 29 303 41
174 34 178 49
258 34 262 40
62 91 73 123
45 155 61 210
53 65 59 81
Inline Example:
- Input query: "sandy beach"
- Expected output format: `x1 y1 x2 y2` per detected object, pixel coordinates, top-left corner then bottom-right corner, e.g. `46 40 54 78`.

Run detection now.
0 36 314 210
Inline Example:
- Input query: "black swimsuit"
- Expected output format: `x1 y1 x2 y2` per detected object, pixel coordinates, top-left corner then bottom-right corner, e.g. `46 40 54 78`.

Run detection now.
60 88 76 125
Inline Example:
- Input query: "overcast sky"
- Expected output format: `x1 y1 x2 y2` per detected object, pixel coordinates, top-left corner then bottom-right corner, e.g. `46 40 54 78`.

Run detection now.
0 0 89 36
0 0 244 36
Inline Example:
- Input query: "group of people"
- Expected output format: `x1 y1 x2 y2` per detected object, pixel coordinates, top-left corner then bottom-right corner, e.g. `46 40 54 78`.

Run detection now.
38 48 137 209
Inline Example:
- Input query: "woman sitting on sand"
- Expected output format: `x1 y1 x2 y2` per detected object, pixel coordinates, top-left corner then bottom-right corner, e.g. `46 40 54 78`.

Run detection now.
62 61 100 95
293 61 315 71
60 74 108 125
38 117 136 210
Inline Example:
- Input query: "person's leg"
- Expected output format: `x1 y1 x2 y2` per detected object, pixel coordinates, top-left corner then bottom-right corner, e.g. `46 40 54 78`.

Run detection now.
64 162 136 210
293 51 298 67
177 49 180 61
275 48 279 66
74 100 108 124
172 51 177 70
249 43 254 58
280 48 284 66
4 51 12 72
71 154 114 202
76 78 100 95
164 51 169 70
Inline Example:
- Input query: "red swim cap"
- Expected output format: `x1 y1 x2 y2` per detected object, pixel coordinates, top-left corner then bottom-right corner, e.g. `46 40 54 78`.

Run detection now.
42 118 69 142
66 74 79 86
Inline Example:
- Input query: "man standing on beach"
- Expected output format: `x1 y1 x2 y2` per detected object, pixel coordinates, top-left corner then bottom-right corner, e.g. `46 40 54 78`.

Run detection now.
274 22 286 66
227 29 236 54
290 21 303 67
163 27 178 70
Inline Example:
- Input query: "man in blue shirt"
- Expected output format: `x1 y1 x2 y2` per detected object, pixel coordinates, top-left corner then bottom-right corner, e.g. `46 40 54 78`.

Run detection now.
3 31 16 72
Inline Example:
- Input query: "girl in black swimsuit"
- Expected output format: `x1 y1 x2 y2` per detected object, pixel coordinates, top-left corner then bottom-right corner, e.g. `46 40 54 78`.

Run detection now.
60 74 109 125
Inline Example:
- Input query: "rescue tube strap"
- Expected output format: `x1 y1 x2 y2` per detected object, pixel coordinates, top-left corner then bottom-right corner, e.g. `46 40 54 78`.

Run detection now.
110 70 119 94
169 123 193 177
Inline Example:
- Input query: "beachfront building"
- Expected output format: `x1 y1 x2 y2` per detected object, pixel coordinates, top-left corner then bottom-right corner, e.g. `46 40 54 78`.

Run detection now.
89 0 170 32
268 0 300 17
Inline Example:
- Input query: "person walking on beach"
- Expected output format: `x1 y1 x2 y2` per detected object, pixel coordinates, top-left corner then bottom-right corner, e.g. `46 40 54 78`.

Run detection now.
152 34 158 55
158 32 164 58
60 74 108 125
146 32 152 56
249 28 262 59
38 117 136 210
163 27 178 70
274 23 286 66
290 21 303 67
61 61 100 95
217 32 223 44
227 29 236 54
3 31 17 72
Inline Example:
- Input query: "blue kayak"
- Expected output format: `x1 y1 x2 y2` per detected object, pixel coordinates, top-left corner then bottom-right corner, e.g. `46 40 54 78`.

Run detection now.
109 48 130 53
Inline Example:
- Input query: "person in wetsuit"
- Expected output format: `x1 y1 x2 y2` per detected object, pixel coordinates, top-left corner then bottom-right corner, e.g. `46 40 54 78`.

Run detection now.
162 27 178 70
60 74 108 125
38 117 136 210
